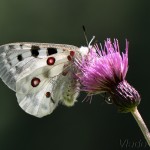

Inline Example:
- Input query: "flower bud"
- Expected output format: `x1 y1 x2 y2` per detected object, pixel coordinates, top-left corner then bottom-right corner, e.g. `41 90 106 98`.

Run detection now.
111 80 141 112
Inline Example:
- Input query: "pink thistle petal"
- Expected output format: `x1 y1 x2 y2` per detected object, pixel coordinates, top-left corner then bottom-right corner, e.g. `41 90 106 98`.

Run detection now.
75 39 128 93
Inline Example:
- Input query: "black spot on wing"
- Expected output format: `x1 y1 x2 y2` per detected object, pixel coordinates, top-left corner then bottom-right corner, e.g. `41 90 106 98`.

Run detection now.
47 48 57 55
20 44 23 48
9 45 15 49
31 46 40 57
17 54 23 61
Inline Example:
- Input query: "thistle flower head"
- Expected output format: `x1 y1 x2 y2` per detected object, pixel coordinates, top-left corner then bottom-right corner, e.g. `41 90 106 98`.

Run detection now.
75 39 141 112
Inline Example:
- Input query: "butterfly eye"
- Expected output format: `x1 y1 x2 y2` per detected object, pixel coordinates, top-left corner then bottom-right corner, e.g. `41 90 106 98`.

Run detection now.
47 57 55 65
31 77 41 87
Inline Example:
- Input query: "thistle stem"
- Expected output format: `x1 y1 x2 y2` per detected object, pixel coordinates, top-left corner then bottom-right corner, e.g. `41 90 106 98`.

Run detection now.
131 107 150 146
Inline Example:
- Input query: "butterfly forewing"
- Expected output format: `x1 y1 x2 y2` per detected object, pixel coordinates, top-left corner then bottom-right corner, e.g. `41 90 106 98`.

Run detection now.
0 42 78 90
0 42 80 117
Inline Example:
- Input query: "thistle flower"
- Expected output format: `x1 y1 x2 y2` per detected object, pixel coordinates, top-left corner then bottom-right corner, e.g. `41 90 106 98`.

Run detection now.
76 38 140 112
75 38 150 146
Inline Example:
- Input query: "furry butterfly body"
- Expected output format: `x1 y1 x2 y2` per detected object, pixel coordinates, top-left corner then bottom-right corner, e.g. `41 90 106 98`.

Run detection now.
0 42 88 117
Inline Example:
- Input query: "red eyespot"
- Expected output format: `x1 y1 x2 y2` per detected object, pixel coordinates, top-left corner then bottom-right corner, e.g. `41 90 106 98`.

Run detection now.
31 77 40 87
67 55 72 61
70 51 75 57
45 92 51 98
47 57 55 65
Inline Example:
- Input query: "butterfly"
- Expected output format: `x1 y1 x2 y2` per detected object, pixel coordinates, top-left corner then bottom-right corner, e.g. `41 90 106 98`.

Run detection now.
0 42 89 118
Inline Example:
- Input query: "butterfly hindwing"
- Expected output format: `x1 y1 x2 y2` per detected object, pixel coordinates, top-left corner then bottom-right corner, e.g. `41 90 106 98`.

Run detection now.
0 42 80 117
16 71 59 118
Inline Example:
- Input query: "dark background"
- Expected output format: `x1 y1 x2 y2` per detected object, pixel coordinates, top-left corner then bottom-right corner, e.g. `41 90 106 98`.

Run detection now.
0 0 149 150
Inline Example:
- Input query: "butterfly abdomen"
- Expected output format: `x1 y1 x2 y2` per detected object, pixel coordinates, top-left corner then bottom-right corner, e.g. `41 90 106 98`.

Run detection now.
62 79 80 107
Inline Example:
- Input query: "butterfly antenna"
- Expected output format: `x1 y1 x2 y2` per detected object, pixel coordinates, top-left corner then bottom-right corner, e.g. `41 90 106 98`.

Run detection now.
82 25 89 46
88 36 95 47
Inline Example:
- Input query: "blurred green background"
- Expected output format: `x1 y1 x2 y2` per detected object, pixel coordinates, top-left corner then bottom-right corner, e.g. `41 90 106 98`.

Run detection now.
0 0 150 150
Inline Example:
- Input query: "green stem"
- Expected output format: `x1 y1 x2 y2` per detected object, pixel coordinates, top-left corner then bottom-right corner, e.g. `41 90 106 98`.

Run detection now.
131 107 150 147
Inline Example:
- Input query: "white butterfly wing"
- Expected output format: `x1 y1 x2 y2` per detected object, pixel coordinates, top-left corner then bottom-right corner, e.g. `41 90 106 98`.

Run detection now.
0 43 78 91
16 75 58 118
0 42 79 117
